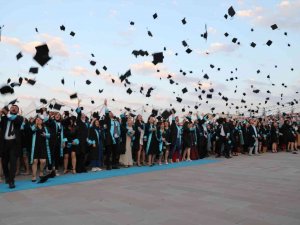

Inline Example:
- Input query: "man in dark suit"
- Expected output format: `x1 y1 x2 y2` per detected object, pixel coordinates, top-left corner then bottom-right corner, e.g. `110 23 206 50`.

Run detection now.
215 117 231 158
103 99 121 170
170 113 182 162
0 105 23 188
247 119 259 155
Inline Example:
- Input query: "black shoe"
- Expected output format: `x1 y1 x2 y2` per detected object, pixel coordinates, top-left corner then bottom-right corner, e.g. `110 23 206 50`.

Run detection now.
112 166 120 169
9 182 16 189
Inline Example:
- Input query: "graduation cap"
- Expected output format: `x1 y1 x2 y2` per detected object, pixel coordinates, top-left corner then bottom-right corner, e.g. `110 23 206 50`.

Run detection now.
182 40 188 47
126 88 133 95
86 80 91 85
90 60 96 66
103 66 107 71
146 87 154 97
40 98 47 104
49 103 53 109
161 110 172 119
60 25 65 31
152 52 164 65
182 87 188 94
203 74 209 79
92 112 100 120
250 42 256 48
16 52 23 60
176 97 182 103
266 40 273 46
53 103 62 111
151 109 158 117
29 67 38 74
253 89 260 94
70 93 78 99
251 28 254 32
222 96 228 101
200 24 208 41
0 85 14 95
33 43 51 66
153 13 158 19
169 79 175 84
60 78 65 85
186 48 192 54
27 79 36 85
130 21 134 25
228 6 236 17
257 69 260 74
70 31 75 36
147 30 153 37
95 69 100 75
224 32 229 37
120 69 131 82
206 94 212 99
271 24 278 30
35 28 39 32
91 100 95 104
181 17 187 25
232 38 237 43
210 64 215 69
99 89 103 93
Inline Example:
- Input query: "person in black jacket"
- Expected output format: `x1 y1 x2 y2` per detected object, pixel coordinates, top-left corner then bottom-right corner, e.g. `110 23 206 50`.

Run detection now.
103 99 121 170
247 119 259 155
133 115 145 166
270 122 279 153
75 100 89 173
170 113 182 162
0 105 23 189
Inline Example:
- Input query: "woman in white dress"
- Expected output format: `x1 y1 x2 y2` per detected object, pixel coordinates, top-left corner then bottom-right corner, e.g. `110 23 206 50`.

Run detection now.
120 117 135 167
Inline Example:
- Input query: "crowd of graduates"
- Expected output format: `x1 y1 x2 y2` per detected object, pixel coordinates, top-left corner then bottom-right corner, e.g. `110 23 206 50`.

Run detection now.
1 99 299 189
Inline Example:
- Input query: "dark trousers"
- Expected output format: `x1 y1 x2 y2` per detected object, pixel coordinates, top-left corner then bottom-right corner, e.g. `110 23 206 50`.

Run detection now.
48 142 61 170
105 140 120 168
216 136 230 157
2 140 19 183
76 143 87 172
198 140 208 159
170 138 181 160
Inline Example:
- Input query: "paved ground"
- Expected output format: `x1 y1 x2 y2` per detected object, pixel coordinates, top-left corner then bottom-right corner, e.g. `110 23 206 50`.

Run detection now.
0 152 299 225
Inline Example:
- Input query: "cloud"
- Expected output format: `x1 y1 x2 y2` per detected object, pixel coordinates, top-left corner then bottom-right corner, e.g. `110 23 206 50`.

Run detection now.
2 33 69 57
237 1 300 30
198 42 239 55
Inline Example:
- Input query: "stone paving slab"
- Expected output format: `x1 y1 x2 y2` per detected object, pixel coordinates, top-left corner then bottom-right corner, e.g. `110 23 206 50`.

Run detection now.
0 152 299 225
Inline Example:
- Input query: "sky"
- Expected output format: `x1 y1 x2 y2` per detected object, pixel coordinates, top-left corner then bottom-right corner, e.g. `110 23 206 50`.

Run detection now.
0 0 300 117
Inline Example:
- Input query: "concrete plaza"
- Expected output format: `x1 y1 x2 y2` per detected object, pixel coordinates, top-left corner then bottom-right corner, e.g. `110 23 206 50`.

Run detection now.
0 152 299 225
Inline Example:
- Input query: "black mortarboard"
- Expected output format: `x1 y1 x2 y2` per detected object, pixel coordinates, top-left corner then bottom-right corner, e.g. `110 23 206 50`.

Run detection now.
35 28 39 32
224 32 229 37
266 40 272 46
232 38 237 43
53 103 62 111
92 112 100 120
0 85 14 95
90 60 96 66
16 52 23 60
33 44 51 66
96 69 100 75
251 28 254 32
186 48 192 54
222 96 228 101
127 88 133 95
7 78 11 84
49 104 53 109
152 52 164 65
257 69 260 74
130 21 134 25
182 40 188 47
40 98 47 104
209 88 214 93
60 25 65 31
176 97 182 103
86 80 91 85
253 89 260 94
103 66 107 71
148 30 153 37
70 93 78 99
61 78 65 85
228 6 236 17
181 17 187 25
153 13 158 19
29 67 38 74
27 79 36 85
250 42 256 48
182 87 188 94
99 89 103 93
271 24 278 30
224 14 228 19
169 79 175 84
70 31 75 36
161 110 172 119
151 109 158 117
91 100 95 104
120 69 131 82
210 64 215 69
206 94 212 99
203 74 209 79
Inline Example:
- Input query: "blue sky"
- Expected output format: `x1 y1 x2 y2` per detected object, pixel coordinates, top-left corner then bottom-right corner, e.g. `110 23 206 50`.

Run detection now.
0 0 299 117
